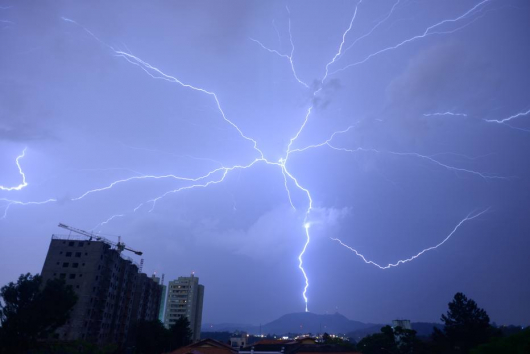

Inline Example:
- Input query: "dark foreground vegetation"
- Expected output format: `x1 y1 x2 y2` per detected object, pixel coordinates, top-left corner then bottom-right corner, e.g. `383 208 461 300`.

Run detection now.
0 273 192 354
1 273 528 353
356 292 529 354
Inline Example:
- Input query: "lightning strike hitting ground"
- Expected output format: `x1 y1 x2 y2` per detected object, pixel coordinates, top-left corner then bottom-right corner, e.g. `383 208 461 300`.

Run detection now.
0 148 28 192
1 1 505 313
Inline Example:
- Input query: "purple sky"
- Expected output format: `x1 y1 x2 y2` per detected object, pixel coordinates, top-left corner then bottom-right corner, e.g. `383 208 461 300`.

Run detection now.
1 0 529 326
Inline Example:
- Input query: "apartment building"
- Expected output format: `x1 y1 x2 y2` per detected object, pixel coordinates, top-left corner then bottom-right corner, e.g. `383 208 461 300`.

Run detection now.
164 273 204 341
41 234 161 347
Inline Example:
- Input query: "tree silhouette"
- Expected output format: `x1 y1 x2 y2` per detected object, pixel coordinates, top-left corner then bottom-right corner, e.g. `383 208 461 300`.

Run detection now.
357 325 397 354
358 325 426 354
0 273 77 353
434 292 494 353
471 327 530 354
132 319 170 354
168 316 193 350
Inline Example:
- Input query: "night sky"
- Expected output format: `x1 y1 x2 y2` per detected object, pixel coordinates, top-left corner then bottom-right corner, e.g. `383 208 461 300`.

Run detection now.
1 0 529 327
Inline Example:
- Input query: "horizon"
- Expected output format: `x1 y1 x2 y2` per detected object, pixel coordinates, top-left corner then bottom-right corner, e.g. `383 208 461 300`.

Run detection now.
1 0 529 327
200 310 528 330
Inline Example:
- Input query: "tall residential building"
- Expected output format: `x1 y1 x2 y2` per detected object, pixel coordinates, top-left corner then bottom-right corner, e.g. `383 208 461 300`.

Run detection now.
40 234 161 347
149 274 168 323
164 273 204 341
159 283 167 323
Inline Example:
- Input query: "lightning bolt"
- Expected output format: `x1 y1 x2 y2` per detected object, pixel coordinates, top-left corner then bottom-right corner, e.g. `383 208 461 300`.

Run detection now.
328 0 491 78
331 208 490 269
1 2 503 313
484 108 530 124
338 0 401 60
321 0 363 84
290 128 507 181
92 214 125 231
249 6 309 89
483 108 530 133
423 112 468 117
0 148 28 191
1 198 57 220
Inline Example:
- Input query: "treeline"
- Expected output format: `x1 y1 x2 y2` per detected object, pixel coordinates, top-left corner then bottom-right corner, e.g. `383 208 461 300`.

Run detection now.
1 273 529 353
0 273 192 354
355 292 529 354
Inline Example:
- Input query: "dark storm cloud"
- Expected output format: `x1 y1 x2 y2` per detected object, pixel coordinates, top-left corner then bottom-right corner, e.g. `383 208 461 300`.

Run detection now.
311 78 342 110
384 41 494 129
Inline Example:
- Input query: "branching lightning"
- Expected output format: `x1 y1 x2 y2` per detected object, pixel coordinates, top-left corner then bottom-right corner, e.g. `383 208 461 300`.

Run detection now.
328 0 491 78
290 128 507 181
249 6 309 89
2 1 505 312
339 0 401 60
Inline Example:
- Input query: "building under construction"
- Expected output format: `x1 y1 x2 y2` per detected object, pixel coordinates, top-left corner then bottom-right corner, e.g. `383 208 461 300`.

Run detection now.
40 224 163 347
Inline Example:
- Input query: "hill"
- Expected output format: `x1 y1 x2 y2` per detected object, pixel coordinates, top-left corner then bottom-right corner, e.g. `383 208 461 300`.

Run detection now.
202 312 374 335
260 312 373 335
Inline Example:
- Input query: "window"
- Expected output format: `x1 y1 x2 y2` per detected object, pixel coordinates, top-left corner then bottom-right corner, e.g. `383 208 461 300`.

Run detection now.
75 252 81 257
59 273 66 279
59 251 63 255
85 252 88 256
76 285 80 289
66 252 72 257
72 263 79 268
82 263 85 266
68 241 75 246
78 242 84 247
62 262 69 268
69 274 76 279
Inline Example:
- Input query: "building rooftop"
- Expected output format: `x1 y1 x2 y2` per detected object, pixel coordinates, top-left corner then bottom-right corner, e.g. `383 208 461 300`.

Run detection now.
51 233 140 267
240 338 360 354
168 338 237 354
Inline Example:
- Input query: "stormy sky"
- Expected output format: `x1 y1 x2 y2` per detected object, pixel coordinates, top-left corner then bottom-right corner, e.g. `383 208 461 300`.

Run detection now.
1 0 529 326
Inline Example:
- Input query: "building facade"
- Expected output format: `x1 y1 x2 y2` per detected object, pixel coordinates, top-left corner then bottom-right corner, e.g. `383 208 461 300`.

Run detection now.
164 273 204 341
40 234 161 347
159 283 167 323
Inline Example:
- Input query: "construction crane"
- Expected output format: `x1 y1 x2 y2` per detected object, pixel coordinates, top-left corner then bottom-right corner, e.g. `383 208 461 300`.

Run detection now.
58 223 143 256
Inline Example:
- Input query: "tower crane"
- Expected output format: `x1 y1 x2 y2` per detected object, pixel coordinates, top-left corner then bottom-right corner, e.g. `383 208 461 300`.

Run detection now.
57 223 143 256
